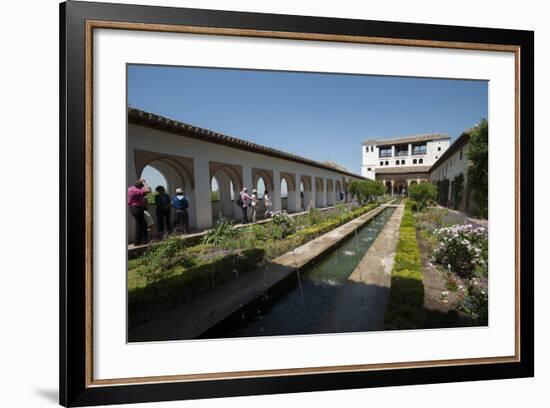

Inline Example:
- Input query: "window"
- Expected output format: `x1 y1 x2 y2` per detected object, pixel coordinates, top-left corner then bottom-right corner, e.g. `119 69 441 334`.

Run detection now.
413 159 417 164
379 146 392 158
395 144 408 156
385 161 389 166
367 167 372 171
460 149 463 160
401 159 405 165
395 160 400 165
419 158 424 164
371 146 374 152
435 156 438 160
412 143 427 155
366 146 369 152
438 146 442 151
379 161 384 166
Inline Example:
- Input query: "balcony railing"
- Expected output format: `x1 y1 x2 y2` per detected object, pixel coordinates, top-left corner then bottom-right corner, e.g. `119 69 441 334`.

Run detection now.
395 151 408 157
378 152 392 158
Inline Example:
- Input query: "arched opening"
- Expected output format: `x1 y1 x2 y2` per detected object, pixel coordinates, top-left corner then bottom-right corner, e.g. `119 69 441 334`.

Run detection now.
326 179 334 206
385 181 392 194
211 176 220 202
300 176 313 210
314 177 325 208
210 168 241 222
141 164 168 193
394 179 407 196
256 176 266 199
131 158 196 243
281 178 289 211
335 180 343 202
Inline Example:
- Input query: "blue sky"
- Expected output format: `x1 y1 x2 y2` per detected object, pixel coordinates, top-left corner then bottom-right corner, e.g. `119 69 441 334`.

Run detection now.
130 64 487 188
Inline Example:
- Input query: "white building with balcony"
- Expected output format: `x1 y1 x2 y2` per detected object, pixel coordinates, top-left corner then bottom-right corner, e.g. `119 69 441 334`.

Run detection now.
361 134 450 194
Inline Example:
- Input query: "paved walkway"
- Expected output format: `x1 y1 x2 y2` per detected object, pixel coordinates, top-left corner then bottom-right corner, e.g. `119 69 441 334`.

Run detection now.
129 204 390 342
318 203 405 333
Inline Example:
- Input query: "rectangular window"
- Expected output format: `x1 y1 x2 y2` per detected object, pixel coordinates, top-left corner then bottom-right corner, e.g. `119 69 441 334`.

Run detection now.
379 146 392 157
395 144 408 156
412 143 427 155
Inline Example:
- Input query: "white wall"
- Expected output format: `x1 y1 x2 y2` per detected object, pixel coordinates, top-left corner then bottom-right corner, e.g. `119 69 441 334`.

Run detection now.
2 1 547 408
431 142 470 182
129 123 361 231
362 139 450 179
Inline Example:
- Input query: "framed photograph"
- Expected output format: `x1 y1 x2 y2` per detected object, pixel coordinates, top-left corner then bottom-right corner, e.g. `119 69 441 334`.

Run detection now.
60 0 534 406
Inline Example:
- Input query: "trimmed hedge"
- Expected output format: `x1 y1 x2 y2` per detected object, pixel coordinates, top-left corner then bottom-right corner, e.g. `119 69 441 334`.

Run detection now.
384 201 426 330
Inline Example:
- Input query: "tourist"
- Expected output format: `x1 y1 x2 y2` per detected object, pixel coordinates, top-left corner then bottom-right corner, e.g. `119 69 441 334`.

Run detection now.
238 187 251 224
154 185 171 237
172 188 189 234
127 178 151 245
251 189 258 222
263 190 272 218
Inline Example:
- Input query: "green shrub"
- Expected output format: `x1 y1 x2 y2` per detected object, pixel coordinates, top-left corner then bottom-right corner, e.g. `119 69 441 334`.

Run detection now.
408 200 420 212
384 205 426 330
349 180 385 204
202 216 235 245
409 183 437 210
467 119 488 218
138 236 187 285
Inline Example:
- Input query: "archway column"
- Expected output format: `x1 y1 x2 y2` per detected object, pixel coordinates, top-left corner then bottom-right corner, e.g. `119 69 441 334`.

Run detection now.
311 176 317 209
390 180 395 196
242 164 253 193
322 178 328 207
272 169 282 212
193 157 213 229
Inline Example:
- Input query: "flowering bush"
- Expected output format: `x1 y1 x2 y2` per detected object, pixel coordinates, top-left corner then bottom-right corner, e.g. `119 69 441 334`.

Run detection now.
432 224 488 278
459 277 488 325
270 211 296 238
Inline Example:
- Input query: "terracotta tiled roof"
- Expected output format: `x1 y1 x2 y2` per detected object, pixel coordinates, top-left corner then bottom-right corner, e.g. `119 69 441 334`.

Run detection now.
375 165 431 175
363 133 450 146
128 108 367 180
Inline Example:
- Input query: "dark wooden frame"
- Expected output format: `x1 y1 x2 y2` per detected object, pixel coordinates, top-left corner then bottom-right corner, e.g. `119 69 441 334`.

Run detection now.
60 0 534 406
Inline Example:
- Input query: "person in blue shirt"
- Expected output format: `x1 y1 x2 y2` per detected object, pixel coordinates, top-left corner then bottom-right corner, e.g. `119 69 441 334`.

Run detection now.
172 188 189 234
154 185 171 237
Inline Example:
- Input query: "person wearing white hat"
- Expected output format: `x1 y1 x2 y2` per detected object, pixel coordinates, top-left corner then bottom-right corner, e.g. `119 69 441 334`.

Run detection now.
172 187 189 233
250 189 258 223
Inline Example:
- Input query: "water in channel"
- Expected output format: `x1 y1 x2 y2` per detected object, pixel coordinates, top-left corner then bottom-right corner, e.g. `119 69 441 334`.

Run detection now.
223 207 395 338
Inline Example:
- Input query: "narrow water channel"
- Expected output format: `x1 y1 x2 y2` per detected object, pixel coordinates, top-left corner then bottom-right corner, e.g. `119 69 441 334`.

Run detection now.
215 207 395 338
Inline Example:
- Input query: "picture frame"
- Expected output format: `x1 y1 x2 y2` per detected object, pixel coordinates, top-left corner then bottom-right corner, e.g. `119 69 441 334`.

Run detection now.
60 0 534 406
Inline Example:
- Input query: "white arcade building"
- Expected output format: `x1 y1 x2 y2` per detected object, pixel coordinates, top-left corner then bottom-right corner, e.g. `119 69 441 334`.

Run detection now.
127 108 367 243
361 134 450 195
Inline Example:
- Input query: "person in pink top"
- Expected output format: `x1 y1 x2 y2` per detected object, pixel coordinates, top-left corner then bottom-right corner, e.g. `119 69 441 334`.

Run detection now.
128 178 151 245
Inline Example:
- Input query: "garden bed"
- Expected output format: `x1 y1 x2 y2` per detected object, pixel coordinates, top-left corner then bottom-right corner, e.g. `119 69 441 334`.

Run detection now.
128 202 382 328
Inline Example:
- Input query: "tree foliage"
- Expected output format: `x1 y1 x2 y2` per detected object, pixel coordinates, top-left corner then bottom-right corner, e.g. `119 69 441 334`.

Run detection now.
409 182 437 210
349 180 386 204
467 119 488 218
